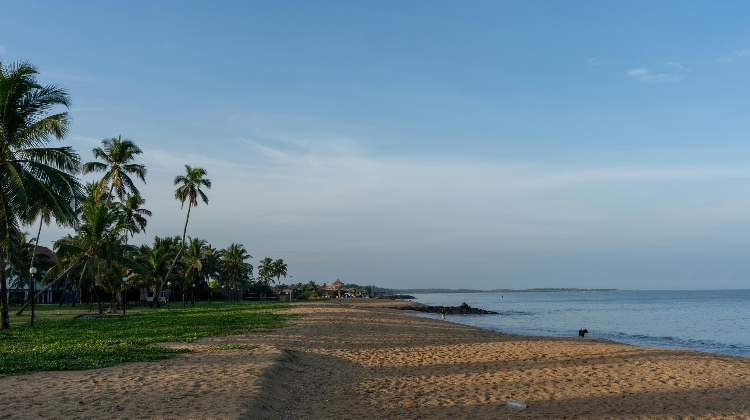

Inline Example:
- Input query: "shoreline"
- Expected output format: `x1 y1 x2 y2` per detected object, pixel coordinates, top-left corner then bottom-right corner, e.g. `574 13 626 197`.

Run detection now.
1 299 749 419
405 309 750 362
404 290 750 360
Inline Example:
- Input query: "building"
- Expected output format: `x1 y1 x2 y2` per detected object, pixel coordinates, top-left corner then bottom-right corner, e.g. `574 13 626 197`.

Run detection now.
3 245 64 304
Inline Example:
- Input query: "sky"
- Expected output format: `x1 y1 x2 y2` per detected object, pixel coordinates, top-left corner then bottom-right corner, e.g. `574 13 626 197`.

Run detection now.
2 1 750 290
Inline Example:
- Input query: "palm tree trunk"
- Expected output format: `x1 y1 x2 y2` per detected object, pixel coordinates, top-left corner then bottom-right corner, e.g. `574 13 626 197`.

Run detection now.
94 286 103 314
156 204 192 307
72 259 90 307
0 251 10 330
16 261 80 315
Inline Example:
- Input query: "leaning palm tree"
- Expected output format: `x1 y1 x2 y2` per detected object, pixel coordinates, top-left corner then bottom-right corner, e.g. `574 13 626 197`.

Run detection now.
82 135 146 202
0 60 83 330
272 258 288 285
154 165 210 307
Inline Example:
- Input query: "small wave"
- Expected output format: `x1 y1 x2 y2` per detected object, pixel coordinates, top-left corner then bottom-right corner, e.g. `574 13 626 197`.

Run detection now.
600 331 750 357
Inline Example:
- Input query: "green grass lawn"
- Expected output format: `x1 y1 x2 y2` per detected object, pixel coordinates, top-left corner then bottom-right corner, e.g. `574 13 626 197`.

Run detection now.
0 301 295 375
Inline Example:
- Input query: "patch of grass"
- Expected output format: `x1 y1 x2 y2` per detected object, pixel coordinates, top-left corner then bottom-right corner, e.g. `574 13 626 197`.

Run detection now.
0 302 297 375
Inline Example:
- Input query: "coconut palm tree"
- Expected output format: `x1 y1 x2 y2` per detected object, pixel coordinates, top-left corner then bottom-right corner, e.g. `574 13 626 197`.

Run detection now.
119 195 151 244
182 237 216 303
82 135 146 202
54 197 139 314
155 165 210 307
0 60 83 329
257 257 274 284
136 236 181 304
272 258 288 285
219 243 252 300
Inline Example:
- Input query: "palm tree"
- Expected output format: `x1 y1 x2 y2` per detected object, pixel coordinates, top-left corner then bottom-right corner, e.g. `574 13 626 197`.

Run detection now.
219 243 252 300
82 135 146 202
119 195 152 244
54 197 139 314
182 237 215 302
135 236 181 304
201 244 221 301
272 258 288 285
0 60 83 330
155 165 210 307
257 257 274 284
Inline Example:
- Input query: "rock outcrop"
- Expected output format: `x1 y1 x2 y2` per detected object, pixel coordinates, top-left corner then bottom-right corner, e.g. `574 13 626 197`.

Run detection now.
395 302 498 315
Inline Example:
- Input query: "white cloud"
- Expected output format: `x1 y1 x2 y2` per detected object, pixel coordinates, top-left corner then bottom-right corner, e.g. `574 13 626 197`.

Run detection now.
720 49 750 63
627 67 682 83
665 61 689 71
0 45 5 54
586 56 624 70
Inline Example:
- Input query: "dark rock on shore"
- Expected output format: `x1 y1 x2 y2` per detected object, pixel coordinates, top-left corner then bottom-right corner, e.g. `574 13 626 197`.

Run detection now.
375 294 416 300
395 302 498 315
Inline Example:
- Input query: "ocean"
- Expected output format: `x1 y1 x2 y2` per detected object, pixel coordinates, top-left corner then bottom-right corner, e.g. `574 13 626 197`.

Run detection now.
408 290 750 358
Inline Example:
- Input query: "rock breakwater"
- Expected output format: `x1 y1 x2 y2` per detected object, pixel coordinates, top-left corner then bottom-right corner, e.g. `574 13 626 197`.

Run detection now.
395 302 498 315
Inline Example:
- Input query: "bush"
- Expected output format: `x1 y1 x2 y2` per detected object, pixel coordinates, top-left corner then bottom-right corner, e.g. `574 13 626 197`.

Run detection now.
308 292 319 299
295 295 309 301
244 283 276 297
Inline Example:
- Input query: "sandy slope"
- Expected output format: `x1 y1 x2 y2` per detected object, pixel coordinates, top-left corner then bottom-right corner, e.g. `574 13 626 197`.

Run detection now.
1 299 749 419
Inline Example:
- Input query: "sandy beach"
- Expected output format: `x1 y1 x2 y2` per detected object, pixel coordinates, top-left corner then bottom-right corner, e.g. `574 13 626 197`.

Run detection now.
1 299 749 419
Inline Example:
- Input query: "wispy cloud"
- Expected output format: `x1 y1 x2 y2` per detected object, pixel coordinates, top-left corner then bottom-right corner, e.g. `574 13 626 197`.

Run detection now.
43 135 750 289
627 67 682 83
0 45 5 54
721 49 750 63
665 61 689 71
586 56 623 70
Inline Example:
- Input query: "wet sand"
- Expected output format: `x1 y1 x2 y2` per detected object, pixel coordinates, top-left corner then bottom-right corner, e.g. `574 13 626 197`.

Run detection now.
1 299 749 419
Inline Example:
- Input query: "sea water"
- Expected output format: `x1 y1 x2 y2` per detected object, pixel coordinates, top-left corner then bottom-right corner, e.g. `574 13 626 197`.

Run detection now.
409 290 750 358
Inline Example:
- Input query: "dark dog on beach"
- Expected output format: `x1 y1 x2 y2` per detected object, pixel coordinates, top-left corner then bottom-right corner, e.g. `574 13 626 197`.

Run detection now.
578 329 588 338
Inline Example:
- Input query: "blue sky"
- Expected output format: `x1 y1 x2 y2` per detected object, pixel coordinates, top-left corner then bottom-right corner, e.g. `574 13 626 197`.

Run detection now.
2 1 750 289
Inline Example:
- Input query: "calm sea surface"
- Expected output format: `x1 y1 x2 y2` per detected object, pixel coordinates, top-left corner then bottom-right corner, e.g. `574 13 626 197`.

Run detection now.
409 290 750 358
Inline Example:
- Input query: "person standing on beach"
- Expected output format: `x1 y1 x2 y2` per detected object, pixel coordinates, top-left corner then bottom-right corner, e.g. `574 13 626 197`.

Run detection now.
441 307 446 320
